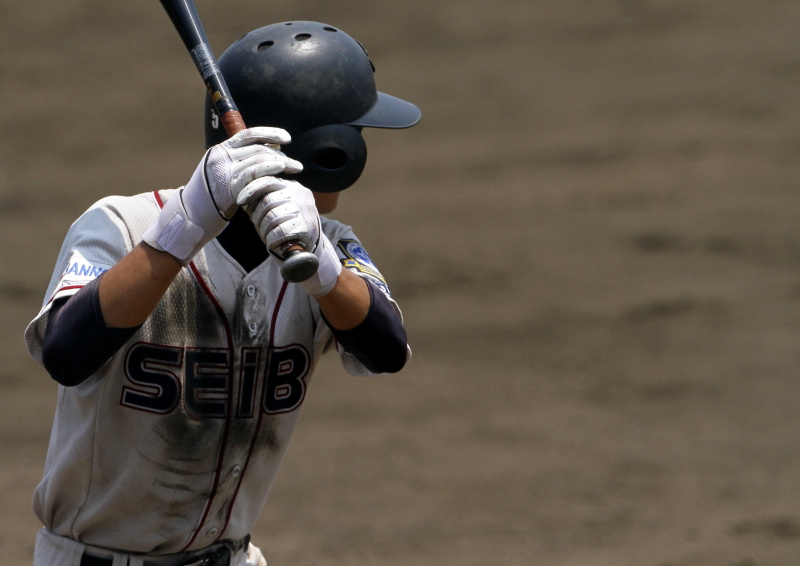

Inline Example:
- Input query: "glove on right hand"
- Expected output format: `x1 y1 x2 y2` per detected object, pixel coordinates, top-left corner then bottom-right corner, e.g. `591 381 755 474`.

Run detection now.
238 178 342 296
237 178 320 254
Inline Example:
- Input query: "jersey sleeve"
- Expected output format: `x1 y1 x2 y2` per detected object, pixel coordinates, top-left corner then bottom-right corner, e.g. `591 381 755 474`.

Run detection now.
24 196 143 366
315 218 411 377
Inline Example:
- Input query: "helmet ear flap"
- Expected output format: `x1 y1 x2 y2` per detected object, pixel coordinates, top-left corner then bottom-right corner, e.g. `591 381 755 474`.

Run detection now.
283 124 367 193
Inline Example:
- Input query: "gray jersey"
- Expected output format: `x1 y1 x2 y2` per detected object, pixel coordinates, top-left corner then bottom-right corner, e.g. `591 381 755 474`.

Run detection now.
25 189 406 555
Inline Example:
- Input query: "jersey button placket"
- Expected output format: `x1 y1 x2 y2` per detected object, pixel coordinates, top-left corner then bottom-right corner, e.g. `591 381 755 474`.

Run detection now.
243 284 259 337
231 465 242 478
206 526 219 538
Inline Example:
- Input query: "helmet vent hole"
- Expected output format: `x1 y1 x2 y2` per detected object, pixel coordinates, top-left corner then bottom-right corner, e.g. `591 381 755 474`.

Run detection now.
323 27 337 32
285 22 293 25
294 33 312 41
312 148 348 170
256 41 274 52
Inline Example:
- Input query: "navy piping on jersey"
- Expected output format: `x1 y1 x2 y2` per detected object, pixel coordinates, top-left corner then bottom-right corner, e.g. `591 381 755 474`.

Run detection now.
151 188 238 551
181 261 237 550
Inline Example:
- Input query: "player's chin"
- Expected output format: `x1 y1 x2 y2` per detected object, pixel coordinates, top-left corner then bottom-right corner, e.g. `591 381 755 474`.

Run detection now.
312 191 340 214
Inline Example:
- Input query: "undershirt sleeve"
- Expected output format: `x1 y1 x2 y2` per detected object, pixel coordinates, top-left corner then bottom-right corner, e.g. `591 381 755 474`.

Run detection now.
42 276 141 387
321 280 408 374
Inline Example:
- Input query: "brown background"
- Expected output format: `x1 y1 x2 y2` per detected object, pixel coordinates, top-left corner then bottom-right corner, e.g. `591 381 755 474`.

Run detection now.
3 0 800 564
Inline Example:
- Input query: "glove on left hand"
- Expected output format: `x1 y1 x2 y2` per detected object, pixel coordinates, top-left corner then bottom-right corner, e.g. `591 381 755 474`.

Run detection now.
142 128 301 266
238 178 342 297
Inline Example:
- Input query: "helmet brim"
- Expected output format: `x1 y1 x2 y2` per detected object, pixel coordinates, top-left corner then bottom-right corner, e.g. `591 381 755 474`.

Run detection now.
346 92 421 129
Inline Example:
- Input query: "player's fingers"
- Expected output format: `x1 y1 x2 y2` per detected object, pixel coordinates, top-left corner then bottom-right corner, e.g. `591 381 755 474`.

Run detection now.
227 143 271 162
226 143 300 170
281 157 303 174
236 176 286 206
252 195 301 226
265 216 313 252
234 152 303 176
226 127 291 148
234 159 288 189
260 214 297 243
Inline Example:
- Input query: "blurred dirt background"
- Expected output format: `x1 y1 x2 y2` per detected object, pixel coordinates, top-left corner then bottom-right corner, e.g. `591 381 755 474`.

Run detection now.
3 0 800 564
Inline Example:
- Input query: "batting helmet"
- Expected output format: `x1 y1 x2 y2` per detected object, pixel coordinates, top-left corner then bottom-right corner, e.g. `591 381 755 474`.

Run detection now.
204 21 421 193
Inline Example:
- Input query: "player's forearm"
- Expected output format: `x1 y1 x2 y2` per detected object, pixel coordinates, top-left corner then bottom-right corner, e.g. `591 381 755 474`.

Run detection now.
99 242 183 328
317 272 408 374
42 278 142 386
314 268 370 330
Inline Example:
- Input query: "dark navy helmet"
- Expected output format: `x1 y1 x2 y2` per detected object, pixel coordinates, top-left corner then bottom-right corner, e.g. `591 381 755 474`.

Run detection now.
205 21 421 193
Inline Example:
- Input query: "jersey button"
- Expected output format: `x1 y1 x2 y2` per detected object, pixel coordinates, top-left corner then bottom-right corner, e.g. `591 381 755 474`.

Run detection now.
247 285 256 297
248 322 258 333
231 465 242 477
206 526 218 537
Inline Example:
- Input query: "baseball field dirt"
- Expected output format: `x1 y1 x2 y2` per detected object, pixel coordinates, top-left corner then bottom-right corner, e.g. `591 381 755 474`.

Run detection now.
3 1 800 564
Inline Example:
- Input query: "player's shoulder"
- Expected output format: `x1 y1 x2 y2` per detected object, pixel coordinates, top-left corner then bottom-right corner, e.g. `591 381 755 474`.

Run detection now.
320 216 358 244
85 191 168 218
320 217 393 296
72 190 174 235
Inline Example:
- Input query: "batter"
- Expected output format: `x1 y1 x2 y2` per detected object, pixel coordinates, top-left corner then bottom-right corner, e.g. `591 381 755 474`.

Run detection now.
25 22 420 566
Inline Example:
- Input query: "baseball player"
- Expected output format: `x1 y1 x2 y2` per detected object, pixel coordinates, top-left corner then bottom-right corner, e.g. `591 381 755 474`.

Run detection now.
24 22 420 566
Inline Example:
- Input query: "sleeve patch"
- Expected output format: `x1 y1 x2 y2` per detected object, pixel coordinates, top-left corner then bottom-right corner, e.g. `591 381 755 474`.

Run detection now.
51 251 113 298
335 239 392 295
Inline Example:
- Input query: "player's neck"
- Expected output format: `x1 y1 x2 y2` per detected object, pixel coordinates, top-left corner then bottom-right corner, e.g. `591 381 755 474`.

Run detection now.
215 209 270 273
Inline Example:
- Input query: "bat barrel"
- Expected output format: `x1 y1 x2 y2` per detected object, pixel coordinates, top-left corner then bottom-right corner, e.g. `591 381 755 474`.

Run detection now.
159 0 240 129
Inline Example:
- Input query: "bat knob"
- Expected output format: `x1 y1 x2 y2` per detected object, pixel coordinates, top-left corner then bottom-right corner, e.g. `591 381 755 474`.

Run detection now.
280 249 319 283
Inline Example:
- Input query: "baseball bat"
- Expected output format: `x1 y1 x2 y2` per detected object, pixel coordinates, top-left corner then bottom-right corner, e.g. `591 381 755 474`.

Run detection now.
158 0 320 284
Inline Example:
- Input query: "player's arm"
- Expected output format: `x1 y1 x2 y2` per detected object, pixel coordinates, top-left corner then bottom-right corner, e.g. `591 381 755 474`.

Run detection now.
241 181 408 373
316 269 408 373
99 243 182 326
41 128 301 386
314 268 369 329
41 244 180 386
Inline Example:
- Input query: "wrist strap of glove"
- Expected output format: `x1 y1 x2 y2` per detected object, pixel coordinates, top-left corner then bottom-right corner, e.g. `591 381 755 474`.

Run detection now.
142 158 228 266
298 234 342 297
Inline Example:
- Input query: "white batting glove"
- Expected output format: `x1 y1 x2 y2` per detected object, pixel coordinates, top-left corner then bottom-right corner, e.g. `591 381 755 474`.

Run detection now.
238 178 342 297
142 128 302 265
205 128 302 219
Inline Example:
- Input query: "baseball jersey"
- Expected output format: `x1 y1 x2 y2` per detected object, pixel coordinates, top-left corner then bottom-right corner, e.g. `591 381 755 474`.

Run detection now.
24 189 406 554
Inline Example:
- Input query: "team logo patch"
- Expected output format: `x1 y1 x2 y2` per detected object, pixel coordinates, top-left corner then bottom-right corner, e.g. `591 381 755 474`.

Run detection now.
336 239 386 282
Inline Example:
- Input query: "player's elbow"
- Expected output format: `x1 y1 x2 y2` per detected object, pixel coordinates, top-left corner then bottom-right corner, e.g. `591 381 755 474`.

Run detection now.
42 334 102 386
41 280 141 387
344 324 408 373
43 361 92 387
374 349 408 374
375 331 409 374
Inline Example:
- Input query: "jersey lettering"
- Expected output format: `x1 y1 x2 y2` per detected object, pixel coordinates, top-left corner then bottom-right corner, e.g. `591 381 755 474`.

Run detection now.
121 343 183 414
120 344 310 417
185 348 230 418
237 348 260 418
263 345 310 414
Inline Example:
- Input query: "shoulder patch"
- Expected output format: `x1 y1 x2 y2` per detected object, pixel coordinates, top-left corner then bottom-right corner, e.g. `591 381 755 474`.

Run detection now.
53 250 113 297
335 239 392 295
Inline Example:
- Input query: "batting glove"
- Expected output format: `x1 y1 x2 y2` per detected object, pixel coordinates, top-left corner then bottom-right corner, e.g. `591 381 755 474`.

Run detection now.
142 127 302 265
238 178 342 297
